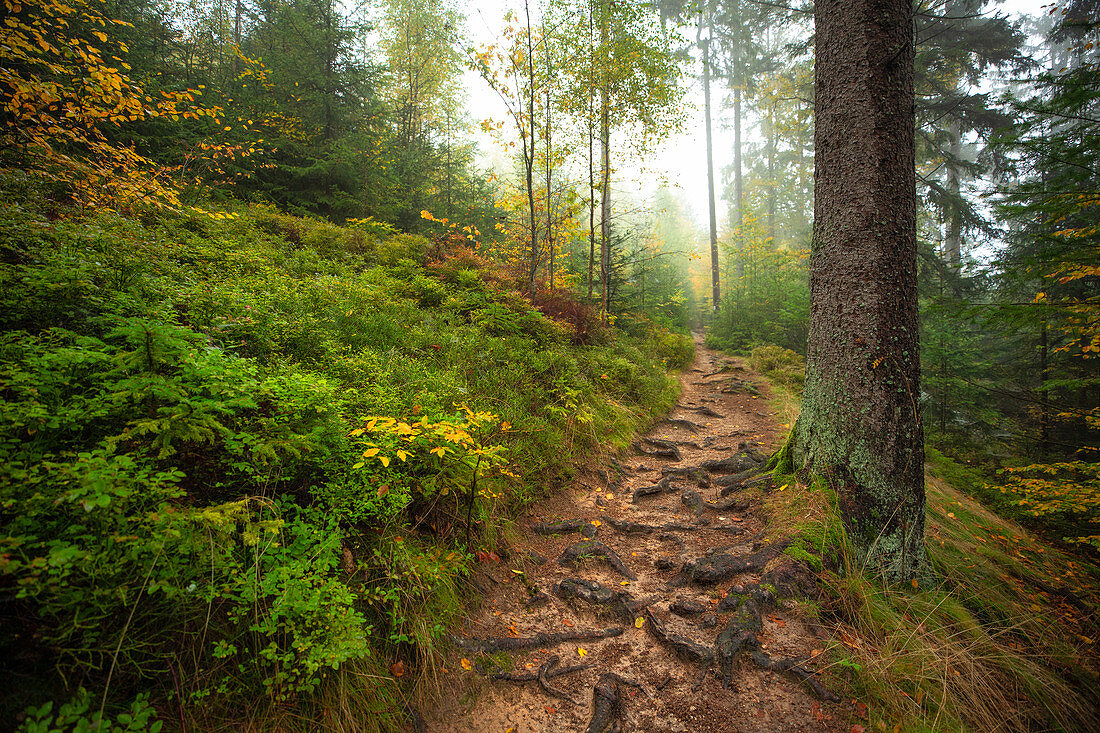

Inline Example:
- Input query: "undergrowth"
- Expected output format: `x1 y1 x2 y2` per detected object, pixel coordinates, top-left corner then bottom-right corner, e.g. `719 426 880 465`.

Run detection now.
753 352 1100 732
0 190 690 730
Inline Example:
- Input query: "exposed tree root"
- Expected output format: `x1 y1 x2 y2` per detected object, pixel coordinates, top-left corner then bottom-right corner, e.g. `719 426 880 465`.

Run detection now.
716 597 763 689
718 582 777 612
658 465 711 486
693 405 724 418
700 453 762 474
661 418 702 432
606 517 702 534
717 378 762 396
454 627 624 655
714 467 760 490
751 650 841 702
669 597 708 617
531 519 586 535
708 495 750 512
538 654 584 705
643 607 715 666
666 541 791 588
558 540 638 580
631 475 673 503
681 489 706 516
585 673 623 733
633 438 682 461
712 595 840 701
554 577 637 620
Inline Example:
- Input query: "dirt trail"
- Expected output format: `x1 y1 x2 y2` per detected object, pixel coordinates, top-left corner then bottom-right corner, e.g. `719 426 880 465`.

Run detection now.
431 335 848 732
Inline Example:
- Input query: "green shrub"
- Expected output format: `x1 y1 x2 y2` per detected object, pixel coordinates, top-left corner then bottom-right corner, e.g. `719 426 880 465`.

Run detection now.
748 343 806 394
0 196 683 728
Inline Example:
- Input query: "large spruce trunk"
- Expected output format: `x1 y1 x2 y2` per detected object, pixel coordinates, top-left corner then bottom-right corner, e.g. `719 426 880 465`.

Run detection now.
794 0 925 581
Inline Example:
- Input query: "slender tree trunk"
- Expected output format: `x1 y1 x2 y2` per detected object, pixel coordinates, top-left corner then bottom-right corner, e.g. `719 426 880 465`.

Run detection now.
600 85 611 320
233 0 241 77
545 34 554 290
599 0 610 320
525 1 538 294
702 23 720 314
732 0 744 280
587 6 596 304
1039 321 1050 459
766 101 776 246
944 118 963 271
792 0 924 583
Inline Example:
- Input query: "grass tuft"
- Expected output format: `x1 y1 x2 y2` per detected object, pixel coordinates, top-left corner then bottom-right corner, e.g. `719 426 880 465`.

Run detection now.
754 356 1100 733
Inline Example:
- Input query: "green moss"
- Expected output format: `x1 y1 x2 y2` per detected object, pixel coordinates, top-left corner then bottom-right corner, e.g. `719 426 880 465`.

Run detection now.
784 541 823 572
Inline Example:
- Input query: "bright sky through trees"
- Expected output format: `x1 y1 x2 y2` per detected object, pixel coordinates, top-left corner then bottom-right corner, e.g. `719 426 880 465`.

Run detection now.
463 0 1040 228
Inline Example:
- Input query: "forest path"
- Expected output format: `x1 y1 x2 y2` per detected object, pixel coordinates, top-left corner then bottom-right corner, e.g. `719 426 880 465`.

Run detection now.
429 335 848 732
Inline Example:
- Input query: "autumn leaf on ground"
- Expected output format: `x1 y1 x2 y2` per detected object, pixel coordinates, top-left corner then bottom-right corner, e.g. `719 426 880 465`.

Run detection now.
635 617 645 628
389 661 404 677
562 619 574 627
461 658 473 671
577 647 588 656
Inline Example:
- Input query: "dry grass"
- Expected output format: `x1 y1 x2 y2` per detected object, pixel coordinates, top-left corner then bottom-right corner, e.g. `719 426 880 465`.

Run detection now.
757 380 1100 732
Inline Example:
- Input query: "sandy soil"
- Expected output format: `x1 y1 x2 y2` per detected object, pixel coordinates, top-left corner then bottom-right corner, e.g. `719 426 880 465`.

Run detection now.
427 335 849 733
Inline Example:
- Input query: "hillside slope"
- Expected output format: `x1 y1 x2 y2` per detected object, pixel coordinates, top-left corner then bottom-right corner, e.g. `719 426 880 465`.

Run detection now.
0 195 691 730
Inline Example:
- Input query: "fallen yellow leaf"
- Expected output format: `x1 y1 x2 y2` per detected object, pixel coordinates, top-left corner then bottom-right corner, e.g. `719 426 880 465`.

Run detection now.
635 617 645 628
461 658 472 670
591 520 602 527
577 647 588 657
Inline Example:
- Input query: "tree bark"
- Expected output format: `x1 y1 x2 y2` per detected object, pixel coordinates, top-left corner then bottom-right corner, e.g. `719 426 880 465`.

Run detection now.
600 88 610 320
944 117 962 270
732 0 744 280
793 0 925 582
702 9 720 314
545 25 554 290
525 0 538 295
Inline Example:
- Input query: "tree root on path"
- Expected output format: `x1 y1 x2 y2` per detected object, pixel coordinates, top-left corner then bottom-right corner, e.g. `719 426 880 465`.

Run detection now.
607 518 702 534
680 404 723 418
682 489 706 516
658 465 711 486
633 438 682 461
661 418 702 432
585 673 623 733
536 654 584 705
643 607 715 666
531 519 586 535
631 475 673 503
584 671 652 733
716 598 763 689
700 453 763 474
554 577 637 620
708 495 750 512
665 541 791 588
714 595 840 701
751 650 841 702
453 627 624 655
558 540 638 580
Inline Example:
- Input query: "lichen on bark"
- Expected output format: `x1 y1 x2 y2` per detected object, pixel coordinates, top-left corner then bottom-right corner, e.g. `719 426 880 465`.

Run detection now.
791 0 927 583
